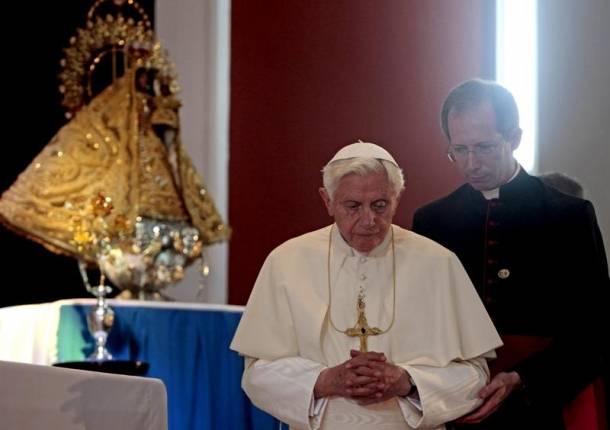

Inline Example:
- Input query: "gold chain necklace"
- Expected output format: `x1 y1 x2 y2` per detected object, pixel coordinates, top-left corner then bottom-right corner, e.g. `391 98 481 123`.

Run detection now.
327 225 396 352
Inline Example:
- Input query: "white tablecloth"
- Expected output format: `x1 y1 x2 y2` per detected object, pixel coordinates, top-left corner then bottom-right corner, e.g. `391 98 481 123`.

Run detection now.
0 298 244 365
0 360 168 430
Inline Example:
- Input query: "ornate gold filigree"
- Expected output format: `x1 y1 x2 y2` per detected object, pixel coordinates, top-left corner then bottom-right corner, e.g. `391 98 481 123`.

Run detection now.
59 0 177 116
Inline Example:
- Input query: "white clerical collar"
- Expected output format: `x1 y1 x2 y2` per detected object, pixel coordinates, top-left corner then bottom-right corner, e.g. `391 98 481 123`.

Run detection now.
480 164 521 200
331 223 392 258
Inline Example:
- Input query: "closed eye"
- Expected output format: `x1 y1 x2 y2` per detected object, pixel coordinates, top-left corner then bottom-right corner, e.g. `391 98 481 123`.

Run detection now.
452 145 469 155
475 142 499 154
372 200 388 212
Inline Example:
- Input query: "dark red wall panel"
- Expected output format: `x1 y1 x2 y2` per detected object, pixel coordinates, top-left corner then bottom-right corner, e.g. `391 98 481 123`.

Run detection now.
229 1 494 304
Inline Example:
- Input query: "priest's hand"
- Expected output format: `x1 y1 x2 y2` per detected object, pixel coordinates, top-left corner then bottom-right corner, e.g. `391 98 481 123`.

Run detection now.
455 371 522 424
348 350 413 405
313 351 385 399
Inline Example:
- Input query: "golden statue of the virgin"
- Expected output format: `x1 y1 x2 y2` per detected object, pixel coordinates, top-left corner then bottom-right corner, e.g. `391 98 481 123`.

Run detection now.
0 0 229 299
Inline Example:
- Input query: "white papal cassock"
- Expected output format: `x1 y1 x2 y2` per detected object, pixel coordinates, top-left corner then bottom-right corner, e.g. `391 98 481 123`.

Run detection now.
231 225 502 429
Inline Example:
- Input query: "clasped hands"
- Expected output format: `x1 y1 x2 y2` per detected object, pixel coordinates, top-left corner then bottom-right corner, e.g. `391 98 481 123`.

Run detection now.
314 349 412 405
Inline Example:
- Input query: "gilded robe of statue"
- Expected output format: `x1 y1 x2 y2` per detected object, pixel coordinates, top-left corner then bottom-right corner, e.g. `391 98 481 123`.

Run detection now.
0 68 228 293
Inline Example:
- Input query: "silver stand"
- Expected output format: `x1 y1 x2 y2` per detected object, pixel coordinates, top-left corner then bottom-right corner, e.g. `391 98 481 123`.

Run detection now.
54 261 148 375
78 261 115 362
86 277 115 362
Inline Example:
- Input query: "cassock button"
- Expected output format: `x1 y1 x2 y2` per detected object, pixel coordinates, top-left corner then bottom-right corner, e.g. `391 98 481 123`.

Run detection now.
497 268 510 279
360 274 367 281
359 257 367 263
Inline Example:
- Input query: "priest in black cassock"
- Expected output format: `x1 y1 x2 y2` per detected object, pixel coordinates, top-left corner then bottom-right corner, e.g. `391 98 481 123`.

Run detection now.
412 79 609 429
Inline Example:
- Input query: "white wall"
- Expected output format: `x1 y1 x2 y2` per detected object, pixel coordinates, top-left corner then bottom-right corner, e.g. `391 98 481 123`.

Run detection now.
155 0 231 303
538 0 610 257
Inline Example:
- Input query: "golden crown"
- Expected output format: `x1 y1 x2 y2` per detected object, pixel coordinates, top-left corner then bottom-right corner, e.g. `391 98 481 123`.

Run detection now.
58 0 178 117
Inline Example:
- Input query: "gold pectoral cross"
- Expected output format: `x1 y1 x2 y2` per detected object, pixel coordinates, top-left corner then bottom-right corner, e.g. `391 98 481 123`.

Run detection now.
345 295 382 352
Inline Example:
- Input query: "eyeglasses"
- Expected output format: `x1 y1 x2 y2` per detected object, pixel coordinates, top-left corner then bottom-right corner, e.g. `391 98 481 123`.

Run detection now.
447 141 503 163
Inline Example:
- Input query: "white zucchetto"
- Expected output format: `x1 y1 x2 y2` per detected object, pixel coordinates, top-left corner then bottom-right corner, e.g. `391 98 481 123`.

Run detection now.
328 140 398 166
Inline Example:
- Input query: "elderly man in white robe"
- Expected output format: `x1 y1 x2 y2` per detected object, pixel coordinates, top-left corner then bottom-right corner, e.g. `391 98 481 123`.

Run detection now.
231 142 502 429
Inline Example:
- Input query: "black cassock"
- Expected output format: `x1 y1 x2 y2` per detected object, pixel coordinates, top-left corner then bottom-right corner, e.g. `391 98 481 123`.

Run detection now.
413 168 609 429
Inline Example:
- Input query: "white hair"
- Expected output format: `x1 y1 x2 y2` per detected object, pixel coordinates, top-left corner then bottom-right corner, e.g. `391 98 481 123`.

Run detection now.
322 158 405 200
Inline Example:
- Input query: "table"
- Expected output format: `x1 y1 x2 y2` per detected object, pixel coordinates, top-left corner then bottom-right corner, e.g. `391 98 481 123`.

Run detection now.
0 299 279 430
0 360 167 430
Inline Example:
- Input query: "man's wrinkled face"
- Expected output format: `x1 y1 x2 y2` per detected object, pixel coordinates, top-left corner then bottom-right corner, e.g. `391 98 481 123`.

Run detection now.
447 100 520 191
320 171 400 254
